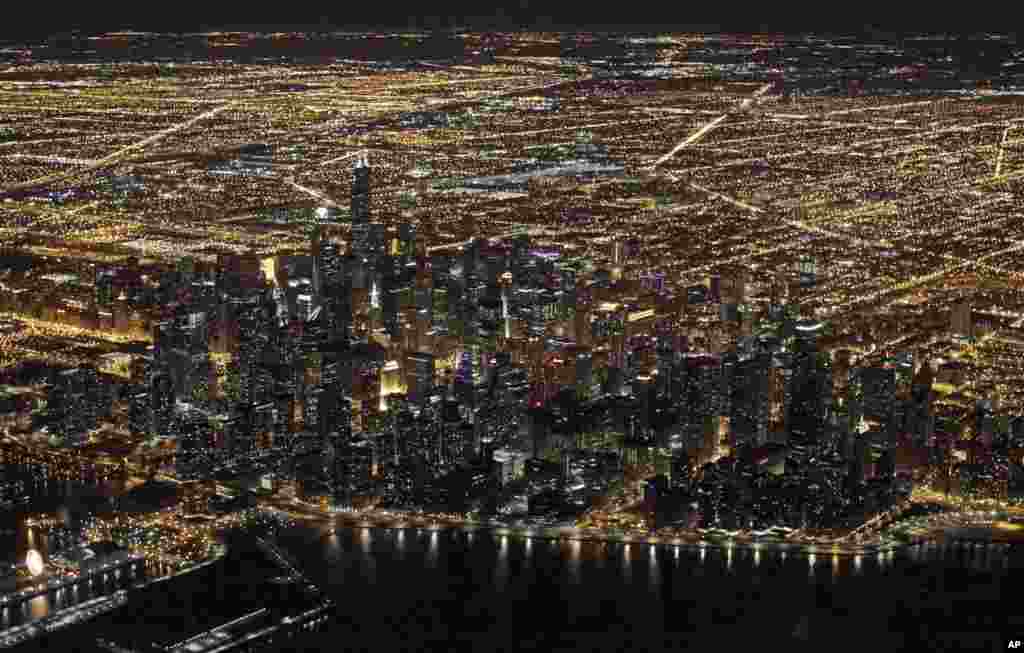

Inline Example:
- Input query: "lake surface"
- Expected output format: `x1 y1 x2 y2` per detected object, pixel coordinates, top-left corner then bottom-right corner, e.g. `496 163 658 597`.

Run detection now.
274 522 1020 652
3 466 1020 652
0 471 133 632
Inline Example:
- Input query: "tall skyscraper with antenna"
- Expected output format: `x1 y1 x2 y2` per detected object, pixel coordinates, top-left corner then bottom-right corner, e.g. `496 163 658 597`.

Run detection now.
351 152 372 260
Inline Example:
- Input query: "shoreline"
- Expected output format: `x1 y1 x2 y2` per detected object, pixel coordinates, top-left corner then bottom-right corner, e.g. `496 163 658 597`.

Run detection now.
261 496 1024 557
318 518 1017 557
259 505 937 556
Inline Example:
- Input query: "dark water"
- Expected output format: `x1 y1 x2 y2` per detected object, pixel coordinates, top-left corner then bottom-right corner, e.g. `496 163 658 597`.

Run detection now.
0 470 131 630
4 468 1020 652
274 524 1020 652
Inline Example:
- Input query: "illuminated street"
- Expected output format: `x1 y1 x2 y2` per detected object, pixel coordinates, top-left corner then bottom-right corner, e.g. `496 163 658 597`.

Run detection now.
0 24 1023 653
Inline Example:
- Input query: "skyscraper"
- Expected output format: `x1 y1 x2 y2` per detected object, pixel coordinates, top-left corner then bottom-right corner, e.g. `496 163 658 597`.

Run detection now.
350 153 372 259
730 354 770 449
312 226 342 303
406 352 435 408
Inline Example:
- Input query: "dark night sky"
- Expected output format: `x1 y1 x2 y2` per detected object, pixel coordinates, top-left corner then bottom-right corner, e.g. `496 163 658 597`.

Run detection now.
2 6 1017 40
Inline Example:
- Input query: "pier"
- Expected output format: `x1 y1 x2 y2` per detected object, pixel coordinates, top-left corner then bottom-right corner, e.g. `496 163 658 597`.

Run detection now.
0 590 128 648
0 554 143 609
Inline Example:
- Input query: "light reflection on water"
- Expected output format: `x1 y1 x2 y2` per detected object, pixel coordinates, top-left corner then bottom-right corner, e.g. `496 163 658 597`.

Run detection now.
567 539 581 585
649 544 659 587
360 528 376 584
0 472 140 627
621 544 632 583
496 536 510 591
427 530 439 567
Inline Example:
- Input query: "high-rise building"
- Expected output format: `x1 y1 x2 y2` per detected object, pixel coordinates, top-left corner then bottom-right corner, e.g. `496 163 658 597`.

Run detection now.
46 366 103 446
350 153 372 258
311 226 342 302
175 410 214 480
857 365 896 425
324 394 356 510
669 448 693 491
730 354 770 449
396 222 417 259
406 352 435 407
679 354 721 453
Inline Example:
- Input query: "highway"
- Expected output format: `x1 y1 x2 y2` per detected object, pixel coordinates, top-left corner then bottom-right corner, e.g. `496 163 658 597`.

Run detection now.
644 81 773 171
426 228 554 253
0 102 236 196
284 177 341 208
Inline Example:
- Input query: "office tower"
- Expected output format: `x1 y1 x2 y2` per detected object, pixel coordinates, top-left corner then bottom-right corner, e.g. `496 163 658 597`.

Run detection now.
482 243 508 285
128 390 152 438
323 394 355 510
311 228 352 343
150 368 175 439
670 448 693 491
857 365 896 426
786 354 829 448
152 319 174 365
976 399 994 450
439 399 468 470
575 348 594 400
906 362 935 445
677 356 704 415
454 348 476 407
163 307 210 405
475 292 501 339
509 234 531 281
447 262 468 338
175 409 213 480
396 222 417 259
730 353 770 449
350 153 372 259
296 293 314 322
380 270 404 339
312 226 342 302
235 295 270 407
47 366 100 447
406 352 435 408
95 267 115 306
430 253 452 333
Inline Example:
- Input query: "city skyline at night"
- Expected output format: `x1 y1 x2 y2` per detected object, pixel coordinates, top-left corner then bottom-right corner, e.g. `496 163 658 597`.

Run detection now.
0 25 1022 652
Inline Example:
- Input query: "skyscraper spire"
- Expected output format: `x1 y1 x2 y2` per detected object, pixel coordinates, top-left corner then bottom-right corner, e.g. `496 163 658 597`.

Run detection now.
351 150 372 260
